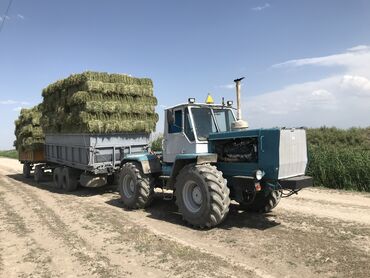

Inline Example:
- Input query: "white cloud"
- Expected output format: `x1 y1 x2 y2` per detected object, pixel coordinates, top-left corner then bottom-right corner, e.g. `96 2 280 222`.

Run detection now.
17 14 24 20
0 100 31 105
0 100 17 105
347 45 370 52
252 3 271 11
271 45 370 77
219 84 235 90
244 45 370 128
341 75 370 95
12 106 23 112
0 15 10 21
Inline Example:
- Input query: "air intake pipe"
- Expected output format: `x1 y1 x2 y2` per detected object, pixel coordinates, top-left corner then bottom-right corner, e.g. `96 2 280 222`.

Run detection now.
231 77 248 130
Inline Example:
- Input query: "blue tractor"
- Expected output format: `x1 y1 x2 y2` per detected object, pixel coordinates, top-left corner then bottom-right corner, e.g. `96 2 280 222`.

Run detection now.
118 78 312 228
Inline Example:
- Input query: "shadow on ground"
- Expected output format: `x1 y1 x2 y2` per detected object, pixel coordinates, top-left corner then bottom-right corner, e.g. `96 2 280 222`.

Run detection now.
6 173 117 197
7 173 280 230
106 193 280 231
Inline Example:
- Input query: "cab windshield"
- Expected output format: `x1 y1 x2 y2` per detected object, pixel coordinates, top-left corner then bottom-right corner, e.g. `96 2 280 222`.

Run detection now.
191 107 235 141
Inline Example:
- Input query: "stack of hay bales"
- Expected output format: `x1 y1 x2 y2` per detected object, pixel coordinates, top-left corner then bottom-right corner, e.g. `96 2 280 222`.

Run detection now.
14 105 45 151
40 71 158 134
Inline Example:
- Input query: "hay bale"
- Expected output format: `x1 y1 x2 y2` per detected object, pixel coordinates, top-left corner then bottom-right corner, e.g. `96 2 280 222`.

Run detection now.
14 106 45 151
40 71 158 134
42 71 153 97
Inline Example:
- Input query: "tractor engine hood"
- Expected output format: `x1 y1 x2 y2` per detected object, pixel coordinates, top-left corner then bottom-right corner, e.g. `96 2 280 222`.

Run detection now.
208 128 308 180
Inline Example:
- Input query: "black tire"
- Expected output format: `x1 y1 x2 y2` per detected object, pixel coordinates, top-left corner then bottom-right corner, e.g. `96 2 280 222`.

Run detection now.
53 167 63 189
34 165 43 183
118 162 154 209
61 167 79 192
175 163 230 228
240 190 282 213
23 163 31 178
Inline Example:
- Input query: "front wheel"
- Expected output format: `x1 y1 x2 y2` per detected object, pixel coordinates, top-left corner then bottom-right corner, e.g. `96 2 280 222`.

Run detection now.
239 190 282 213
175 164 230 228
118 162 154 209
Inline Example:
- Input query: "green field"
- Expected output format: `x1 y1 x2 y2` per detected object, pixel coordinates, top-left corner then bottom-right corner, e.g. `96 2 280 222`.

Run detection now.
306 127 370 192
0 149 18 159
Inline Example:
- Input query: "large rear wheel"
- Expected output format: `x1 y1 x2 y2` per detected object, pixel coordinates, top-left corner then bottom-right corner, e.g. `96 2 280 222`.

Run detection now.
118 162 154 209
23 163 31 178
34 165 44 183
175 164 230 228
53 167 63 189
239 190 282 213
61 167 79 192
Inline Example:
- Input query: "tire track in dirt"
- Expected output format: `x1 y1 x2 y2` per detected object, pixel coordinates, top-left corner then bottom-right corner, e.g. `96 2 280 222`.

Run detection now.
279 197 370 224
1 158 370 278
0 168 257 278
87 191 370 278
0 175 128 278
57 199 258 278
0 190 56 278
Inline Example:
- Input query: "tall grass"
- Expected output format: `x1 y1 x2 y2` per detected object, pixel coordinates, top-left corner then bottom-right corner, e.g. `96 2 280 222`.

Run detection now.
306 127 370 192
0 149 18 159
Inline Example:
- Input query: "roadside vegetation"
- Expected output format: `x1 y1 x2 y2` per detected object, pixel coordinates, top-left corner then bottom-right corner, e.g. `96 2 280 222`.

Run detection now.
0 149 18 159
306 127 370 192
150 134 163 152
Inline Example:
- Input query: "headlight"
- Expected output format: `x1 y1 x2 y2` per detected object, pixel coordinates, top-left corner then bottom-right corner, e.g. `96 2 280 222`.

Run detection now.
255 170 264 180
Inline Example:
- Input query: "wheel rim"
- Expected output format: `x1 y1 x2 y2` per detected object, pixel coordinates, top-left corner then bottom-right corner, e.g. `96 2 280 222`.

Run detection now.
122 175 135 198
183 181 203 213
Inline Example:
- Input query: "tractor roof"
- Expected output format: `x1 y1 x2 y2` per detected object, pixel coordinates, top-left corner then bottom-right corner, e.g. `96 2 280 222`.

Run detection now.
165 103 234 111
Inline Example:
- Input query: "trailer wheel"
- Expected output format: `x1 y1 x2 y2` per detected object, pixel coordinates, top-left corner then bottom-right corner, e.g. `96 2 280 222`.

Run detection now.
34 165 43 183
53 167 63 189
118 162 154 209
175 164 230 228
23 163 31 178
61 167 79 192
239 190 282 213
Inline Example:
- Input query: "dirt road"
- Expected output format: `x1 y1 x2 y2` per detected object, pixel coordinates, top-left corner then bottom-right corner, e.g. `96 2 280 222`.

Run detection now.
0 157 369 278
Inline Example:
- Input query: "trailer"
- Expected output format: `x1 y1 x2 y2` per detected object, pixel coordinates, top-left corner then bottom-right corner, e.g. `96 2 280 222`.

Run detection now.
29 133 150 190
19 149 45 178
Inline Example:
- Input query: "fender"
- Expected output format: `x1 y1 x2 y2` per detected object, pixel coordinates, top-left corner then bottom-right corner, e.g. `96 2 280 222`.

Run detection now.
167 153 218 187
121 153 161 174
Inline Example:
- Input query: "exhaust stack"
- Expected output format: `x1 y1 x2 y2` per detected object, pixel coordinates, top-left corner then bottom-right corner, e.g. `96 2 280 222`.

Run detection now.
231 77 248 130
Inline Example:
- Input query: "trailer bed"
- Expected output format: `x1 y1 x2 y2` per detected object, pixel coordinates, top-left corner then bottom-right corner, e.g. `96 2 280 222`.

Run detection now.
44 133 149 174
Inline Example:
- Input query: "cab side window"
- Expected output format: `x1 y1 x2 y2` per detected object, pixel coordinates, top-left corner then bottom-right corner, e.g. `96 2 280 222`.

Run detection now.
184 108 195 141
168 110 183 133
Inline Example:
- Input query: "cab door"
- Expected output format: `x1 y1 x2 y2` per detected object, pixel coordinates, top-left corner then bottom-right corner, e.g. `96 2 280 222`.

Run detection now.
163 107 197 163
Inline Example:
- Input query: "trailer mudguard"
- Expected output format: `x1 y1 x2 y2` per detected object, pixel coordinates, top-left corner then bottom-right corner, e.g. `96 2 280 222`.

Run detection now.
121 154 161 174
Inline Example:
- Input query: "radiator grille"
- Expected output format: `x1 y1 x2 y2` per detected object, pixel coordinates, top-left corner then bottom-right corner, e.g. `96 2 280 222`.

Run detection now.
278 129 308 179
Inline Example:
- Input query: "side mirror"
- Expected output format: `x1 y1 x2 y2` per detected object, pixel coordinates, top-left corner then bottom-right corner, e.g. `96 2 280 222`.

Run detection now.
167 109 175 125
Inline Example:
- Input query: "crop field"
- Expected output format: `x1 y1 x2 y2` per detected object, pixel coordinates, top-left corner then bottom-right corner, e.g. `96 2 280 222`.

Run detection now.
307 127 370 192
0 150 17 159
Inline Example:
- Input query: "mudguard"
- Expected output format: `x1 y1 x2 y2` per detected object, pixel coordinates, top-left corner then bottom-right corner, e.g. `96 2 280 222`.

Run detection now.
121 153 161 174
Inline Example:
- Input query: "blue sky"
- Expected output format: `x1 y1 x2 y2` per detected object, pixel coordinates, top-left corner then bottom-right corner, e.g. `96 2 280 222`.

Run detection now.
1 0 370 149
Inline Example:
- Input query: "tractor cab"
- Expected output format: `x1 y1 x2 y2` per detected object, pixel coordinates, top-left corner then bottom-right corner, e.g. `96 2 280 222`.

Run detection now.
163 101 236 163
